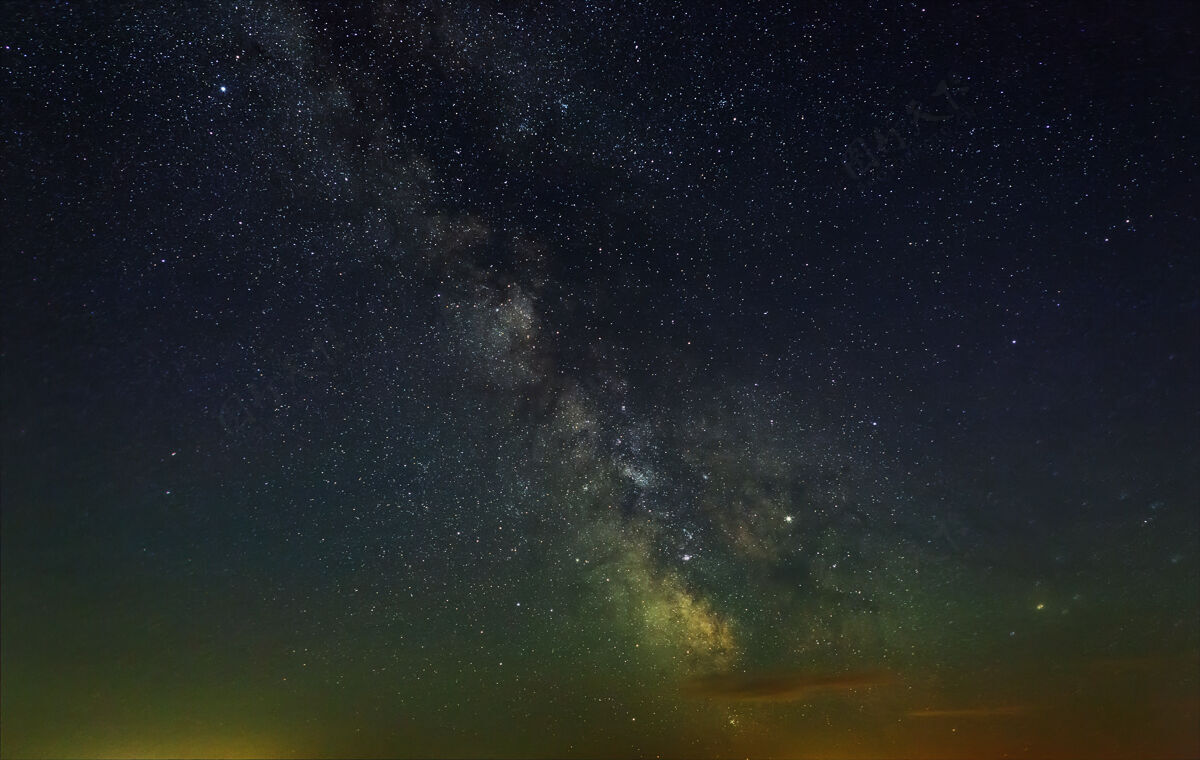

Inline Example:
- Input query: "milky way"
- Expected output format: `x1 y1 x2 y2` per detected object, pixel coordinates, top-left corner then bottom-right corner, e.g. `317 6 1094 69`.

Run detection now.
3 1 1198 758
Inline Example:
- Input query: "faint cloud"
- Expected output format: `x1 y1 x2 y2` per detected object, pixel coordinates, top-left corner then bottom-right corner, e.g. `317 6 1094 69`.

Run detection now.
683 669 895 701
906 705 1032 718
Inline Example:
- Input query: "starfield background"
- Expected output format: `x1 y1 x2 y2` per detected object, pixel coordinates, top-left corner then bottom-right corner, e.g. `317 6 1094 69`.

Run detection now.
2 1 1198 758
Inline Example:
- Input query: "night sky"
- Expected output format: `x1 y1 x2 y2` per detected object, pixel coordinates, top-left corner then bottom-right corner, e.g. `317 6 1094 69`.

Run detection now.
2 2 1198 758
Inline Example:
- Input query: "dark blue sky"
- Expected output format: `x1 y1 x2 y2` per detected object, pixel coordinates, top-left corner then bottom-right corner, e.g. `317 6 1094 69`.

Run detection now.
2 2 1197 757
